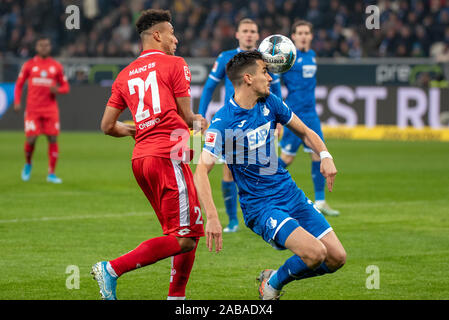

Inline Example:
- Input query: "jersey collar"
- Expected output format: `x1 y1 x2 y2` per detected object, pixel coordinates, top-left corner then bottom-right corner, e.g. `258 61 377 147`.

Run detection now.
138 49 166 59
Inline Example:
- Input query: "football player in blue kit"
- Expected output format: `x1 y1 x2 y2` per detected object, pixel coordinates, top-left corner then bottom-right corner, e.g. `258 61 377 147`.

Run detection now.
279 20 340 216
194 51 346 300
199 18 282 233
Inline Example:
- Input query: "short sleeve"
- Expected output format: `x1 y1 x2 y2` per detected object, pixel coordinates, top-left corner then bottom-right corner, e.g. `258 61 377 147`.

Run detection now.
107 80 127 110
171 58 191 98
269 94 293 125
202 118 225 159
208 54 226 82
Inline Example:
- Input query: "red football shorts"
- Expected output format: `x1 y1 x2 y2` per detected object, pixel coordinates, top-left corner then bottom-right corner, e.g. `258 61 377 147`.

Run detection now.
24 112 60 137
132 156 205 238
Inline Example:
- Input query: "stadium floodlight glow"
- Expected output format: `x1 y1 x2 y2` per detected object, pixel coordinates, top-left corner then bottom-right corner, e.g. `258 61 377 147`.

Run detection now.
258 35 297 74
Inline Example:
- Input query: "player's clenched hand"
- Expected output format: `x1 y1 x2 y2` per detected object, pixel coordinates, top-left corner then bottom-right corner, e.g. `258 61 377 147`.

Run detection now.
13 103 21 113
320 158 337 192
206 217 222 253
192 114 208 135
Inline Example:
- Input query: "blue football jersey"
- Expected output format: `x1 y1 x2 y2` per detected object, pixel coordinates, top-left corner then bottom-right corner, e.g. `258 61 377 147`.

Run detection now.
281 49 317 115
203 94 300 220
199 48 282 117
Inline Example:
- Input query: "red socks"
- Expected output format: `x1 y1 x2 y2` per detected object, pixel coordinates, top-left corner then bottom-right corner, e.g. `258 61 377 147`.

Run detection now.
109 235 182 277
48 142 58 174
168 239 198 299
24 142 35 164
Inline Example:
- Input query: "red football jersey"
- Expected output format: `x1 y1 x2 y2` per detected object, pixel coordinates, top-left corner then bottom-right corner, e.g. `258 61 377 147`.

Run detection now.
107 49 192 160
14 56 70 115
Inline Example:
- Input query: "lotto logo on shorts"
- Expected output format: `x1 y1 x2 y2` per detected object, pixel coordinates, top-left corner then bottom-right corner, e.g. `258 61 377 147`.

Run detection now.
205 132 217 147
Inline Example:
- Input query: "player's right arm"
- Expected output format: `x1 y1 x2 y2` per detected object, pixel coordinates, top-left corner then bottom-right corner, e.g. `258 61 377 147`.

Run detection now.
193 150 223 253
13 61 31 112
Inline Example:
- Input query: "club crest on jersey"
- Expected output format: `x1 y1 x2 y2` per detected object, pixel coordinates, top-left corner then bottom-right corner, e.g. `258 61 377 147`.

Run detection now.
205 131 217 147
247 122 271 150
263 105 270 117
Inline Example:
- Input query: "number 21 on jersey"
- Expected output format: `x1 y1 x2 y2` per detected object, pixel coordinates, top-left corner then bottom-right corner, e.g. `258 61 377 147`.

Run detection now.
128 70 161 122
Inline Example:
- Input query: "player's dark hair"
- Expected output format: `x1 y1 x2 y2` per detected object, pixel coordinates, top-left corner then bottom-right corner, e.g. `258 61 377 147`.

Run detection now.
226 50 263 87
291 20 313 34
136 9 172 35
35 35 50 44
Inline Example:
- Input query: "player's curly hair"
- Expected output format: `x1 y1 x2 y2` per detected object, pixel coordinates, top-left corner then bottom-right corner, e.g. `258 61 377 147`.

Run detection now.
136 9 172 35
226 50 264 87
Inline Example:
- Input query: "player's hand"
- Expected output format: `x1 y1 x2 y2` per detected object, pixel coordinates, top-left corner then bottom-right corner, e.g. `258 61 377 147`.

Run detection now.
320 158 337 192
206 217 222 253
192 114 208 135
13 103 21 113
49 86 59 94
274 123 283 139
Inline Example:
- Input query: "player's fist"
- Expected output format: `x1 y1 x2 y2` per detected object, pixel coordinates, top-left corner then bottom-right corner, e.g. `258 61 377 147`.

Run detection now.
192 114 208 135
13 103 21 113
49 86 59 94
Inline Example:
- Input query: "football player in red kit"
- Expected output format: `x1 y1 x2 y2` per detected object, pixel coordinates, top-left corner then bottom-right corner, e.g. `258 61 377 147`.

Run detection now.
91 9 223 300
14 36 70 184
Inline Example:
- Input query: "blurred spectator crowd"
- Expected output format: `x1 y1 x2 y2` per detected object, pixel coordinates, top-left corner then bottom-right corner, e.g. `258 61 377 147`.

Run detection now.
1 0 449 60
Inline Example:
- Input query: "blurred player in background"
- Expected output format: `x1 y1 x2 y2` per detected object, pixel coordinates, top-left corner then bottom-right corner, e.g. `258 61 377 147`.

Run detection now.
279 20 340 216
91 9 222 300
14 36 70 184
194 51 346 300
199 18 282 233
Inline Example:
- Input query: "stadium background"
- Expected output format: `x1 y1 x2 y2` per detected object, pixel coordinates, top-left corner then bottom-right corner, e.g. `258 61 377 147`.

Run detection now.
1 0 449 301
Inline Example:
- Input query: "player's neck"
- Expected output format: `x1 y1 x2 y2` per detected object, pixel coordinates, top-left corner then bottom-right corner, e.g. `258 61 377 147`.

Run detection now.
233 90 259 110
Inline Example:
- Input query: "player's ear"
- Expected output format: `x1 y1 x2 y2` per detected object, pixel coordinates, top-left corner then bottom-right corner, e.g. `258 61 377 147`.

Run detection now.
243 73 252 85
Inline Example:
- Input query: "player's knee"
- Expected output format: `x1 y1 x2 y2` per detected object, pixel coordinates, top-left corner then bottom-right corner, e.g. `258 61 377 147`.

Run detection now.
177 237 197 253
327 248 347 272
302 242 327 269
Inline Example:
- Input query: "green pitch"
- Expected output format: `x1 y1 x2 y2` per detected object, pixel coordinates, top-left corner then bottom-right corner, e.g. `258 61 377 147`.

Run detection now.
0 131 448 300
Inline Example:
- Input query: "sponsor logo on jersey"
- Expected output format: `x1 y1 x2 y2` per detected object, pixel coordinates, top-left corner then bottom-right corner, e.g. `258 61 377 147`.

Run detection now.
247 122 271 150
302 65 317 78
205 131 217 147
184 66 191 82
138 117 160 130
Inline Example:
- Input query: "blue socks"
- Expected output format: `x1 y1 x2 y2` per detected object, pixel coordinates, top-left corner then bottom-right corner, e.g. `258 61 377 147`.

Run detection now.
222 180 238 223
312 161 325 201
268 256 332 290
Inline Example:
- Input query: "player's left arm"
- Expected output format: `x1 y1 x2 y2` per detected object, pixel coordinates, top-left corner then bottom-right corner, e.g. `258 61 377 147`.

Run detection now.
193 150 223 252
286 114 337 191
51 64 70 95
101 106 136 138
175 96 207 134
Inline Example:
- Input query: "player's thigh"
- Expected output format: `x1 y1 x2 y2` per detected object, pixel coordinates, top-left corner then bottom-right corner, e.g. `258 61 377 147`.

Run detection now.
41 114 60 137
24 113 42 137
279 125 302 156
290 195 333 240
319 230 347 271
132 157 204 238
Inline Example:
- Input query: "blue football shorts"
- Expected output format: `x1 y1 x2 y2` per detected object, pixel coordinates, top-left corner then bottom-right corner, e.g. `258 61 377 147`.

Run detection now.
280 112 324 156
242 187 333 250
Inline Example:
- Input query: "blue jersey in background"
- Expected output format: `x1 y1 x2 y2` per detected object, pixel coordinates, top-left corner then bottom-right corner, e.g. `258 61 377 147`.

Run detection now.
281 49 317 115
199 48 282 118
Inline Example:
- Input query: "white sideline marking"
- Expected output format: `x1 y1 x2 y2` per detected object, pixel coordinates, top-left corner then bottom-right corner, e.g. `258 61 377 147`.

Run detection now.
0 208 227 224
0 212 151 224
